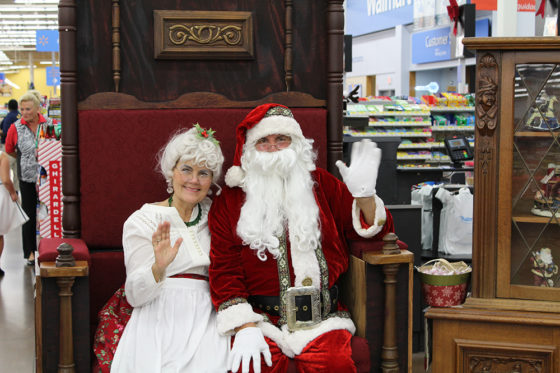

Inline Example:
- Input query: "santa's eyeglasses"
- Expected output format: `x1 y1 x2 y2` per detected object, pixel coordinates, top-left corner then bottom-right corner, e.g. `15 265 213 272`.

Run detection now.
255 134 292 151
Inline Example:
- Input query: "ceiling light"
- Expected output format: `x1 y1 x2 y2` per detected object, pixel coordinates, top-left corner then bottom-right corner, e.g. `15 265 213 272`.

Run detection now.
1 14 58 19
4 78 21 90
0 6 57 12
14 0 59 4
0 51 10 62
0 65 29 70
0 20 57 25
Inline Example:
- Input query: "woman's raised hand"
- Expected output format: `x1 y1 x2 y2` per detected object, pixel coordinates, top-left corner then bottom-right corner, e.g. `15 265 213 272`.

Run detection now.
151 221 183 282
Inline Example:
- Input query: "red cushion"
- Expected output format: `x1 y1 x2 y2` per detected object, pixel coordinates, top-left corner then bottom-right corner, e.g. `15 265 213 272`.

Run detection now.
351 335 371 373
89 251 127 326
37 238 91 265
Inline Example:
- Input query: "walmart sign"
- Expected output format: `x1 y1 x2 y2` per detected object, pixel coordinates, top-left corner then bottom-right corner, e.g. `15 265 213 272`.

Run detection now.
346 0 414 36
36 30 59 52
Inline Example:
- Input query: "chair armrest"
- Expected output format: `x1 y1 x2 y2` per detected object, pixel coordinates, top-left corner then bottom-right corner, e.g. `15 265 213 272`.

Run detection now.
348 239 408 259
37 237 91 266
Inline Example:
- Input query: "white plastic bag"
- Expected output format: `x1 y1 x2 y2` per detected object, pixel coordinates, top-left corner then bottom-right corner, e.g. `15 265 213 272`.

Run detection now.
435 187 473 255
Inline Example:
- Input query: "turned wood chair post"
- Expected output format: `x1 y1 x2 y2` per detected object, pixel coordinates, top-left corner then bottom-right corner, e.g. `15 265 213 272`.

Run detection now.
38 243 88 373
380 232 401 372
56 276 76 373
359 232 413 372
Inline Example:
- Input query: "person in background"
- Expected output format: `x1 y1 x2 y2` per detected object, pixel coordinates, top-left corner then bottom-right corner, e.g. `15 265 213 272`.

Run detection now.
0 99 21 193
208 103 394 373
0 151 29 276
1 99 20 147
4 90 53 265
96 125 230 373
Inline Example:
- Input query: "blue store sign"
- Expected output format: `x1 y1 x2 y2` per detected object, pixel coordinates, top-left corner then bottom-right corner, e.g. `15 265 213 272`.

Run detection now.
475 18 490 37
412 26 451 64
346 0 414 36
36 30 59 52
46 67 60 86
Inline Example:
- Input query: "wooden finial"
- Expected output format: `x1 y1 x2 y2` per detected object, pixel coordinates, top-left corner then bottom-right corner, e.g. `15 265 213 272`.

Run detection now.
56 242 76 267
382 232 400 255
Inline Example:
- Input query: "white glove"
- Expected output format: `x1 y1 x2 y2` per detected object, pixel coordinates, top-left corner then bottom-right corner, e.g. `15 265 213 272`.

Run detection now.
230 327 272 373
336 139 381 198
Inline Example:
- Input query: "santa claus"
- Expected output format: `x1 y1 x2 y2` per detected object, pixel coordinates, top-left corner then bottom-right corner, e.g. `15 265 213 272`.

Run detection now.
209 103 394 373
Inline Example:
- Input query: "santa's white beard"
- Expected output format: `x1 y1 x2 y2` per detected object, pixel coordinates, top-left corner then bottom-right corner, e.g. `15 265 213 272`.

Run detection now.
237 141 322 286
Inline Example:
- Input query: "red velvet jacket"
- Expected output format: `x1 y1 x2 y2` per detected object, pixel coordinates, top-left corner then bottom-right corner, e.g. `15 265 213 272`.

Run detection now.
208 168 393 315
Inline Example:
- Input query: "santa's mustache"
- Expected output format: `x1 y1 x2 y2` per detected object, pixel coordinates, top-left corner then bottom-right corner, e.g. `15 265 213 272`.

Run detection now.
241 147 298 177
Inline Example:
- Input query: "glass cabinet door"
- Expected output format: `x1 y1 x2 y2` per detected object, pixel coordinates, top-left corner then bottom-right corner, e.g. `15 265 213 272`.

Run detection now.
507 63 560 301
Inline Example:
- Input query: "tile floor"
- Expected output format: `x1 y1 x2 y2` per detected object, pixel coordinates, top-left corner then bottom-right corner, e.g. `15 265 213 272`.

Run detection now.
0 227 35 372
0 226 428 372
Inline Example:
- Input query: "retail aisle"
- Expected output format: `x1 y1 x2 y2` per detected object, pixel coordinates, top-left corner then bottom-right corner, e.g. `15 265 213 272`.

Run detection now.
0 227 35 372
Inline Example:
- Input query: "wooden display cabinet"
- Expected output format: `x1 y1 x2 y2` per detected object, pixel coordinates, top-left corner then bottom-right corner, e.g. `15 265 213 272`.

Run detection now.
426 38 560 372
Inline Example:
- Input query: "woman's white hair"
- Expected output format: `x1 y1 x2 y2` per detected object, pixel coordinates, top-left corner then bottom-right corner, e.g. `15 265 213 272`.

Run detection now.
158 126 224 185
19 90 43 109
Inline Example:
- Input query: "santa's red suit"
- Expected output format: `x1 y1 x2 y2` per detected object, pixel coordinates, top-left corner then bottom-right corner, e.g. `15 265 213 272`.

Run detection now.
209 168 394 372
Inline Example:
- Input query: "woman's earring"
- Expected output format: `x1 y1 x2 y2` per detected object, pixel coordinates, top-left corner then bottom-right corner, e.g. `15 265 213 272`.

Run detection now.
166 180 173 194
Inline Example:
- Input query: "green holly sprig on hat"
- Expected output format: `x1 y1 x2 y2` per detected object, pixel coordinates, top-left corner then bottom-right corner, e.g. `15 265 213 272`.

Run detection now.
194 123 219 145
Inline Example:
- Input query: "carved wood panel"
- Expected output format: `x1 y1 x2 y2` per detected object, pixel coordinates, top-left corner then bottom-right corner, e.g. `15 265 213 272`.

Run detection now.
153 10 253 60
456 339 554 373
472 51 500 298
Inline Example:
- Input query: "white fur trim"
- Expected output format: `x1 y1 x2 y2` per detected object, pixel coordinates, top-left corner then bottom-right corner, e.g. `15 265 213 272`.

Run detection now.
284 316 356 355
258 317 355 357
216 301 264 335
290 245 321 289
352 194 387 238
246 116 304 146
225 165 245 187
259 321 296 358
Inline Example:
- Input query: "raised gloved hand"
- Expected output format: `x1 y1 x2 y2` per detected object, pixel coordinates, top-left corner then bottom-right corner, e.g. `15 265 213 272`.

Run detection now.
230 326 272 373
336 139 381 198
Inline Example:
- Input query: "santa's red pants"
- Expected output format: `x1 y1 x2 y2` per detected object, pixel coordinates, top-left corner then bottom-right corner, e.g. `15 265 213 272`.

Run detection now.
232 329 357 373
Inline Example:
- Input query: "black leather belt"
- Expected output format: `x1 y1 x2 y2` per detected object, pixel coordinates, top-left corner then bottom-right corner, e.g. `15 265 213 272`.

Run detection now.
248 285 339 321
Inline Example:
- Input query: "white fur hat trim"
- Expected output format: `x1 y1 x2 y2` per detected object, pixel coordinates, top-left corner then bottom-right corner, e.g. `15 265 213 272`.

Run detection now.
245 115 304 146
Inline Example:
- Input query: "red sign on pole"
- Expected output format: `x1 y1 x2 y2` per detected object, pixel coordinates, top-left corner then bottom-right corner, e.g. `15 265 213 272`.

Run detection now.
49 160 62 237
518 0 536 12
471 0 497 11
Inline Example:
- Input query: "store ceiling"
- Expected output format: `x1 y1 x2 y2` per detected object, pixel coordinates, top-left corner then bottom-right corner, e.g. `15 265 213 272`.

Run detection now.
0 0 59 74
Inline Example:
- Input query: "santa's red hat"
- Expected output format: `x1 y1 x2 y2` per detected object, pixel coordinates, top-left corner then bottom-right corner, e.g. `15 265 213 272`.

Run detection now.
225 103 304 187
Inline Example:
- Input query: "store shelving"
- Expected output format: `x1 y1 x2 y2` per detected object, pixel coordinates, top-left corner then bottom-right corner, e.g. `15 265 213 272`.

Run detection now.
345 97 475 171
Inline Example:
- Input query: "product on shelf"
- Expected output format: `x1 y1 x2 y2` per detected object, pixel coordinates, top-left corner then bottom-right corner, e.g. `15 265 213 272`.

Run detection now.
524 93 560 131
345 95 476 170
530 248 558 287
531 164 560 218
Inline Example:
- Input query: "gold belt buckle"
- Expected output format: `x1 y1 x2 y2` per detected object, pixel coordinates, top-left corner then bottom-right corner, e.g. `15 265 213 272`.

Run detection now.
284 286 321 332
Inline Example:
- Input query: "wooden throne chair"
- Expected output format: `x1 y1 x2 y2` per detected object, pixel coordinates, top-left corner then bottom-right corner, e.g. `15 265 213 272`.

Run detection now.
34 1 413 372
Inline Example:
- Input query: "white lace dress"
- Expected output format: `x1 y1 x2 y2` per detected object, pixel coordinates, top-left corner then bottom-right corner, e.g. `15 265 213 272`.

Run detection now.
110 199 230 373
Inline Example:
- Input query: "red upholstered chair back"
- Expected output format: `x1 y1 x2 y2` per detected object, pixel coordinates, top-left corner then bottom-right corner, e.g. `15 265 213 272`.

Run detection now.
79 108 327 250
